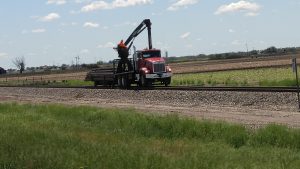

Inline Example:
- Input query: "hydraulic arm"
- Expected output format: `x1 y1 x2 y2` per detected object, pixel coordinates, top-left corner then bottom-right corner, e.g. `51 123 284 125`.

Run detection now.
116 19 153 73
124 19 152 50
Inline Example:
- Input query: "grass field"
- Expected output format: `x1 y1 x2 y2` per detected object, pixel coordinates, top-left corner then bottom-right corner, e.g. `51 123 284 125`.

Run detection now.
172 67 298 87
1 67 298 87
1 103 300 168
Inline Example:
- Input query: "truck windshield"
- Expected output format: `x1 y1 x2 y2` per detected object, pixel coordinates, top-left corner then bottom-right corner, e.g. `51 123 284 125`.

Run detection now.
142 51 161 58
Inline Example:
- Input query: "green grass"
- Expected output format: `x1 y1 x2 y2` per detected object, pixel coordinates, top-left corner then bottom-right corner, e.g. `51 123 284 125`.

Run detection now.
1 67 299 87
58 79 93 87
172 67 298 87
1 103 300 168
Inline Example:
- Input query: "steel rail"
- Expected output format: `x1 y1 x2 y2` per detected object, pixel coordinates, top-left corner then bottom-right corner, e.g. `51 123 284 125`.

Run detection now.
0 85 299 93
150 86 298 92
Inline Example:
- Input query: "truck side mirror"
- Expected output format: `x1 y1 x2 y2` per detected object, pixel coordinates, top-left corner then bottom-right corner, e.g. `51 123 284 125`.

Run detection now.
138 54 142 59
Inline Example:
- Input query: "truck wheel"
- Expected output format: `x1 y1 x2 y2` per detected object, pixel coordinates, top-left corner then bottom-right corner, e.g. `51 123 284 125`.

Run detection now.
121 75 131 89
121 76 128 88
140 75 147 87
118 77 123 88
94 81 99 87
164 77 171 87
140 75 152 87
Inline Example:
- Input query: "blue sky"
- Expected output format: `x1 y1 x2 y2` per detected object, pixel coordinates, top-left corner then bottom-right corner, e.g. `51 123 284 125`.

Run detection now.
0 0 300 69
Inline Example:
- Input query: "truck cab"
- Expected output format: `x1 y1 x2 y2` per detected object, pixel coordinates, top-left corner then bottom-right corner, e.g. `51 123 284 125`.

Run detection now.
134 49 172 86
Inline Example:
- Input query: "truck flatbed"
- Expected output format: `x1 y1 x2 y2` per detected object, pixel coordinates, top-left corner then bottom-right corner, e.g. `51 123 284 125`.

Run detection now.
85 67 135 87
85 68 115 86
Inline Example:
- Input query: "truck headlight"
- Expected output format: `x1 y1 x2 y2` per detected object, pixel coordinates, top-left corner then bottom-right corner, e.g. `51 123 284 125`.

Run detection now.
166 66 172 72
141 67 149 74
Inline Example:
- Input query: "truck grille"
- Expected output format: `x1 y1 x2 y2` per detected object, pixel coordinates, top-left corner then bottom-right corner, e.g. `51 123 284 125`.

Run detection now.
153 62 166 73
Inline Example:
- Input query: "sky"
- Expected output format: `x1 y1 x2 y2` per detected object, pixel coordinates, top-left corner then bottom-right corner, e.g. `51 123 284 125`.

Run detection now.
0 0 300 69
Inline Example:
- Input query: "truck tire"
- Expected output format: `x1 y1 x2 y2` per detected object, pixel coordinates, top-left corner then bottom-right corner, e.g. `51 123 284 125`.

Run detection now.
94 81 99 87
164 77 171 87
140 75 146 87
121 76 128 88
140 75 152 87
118 77 123 88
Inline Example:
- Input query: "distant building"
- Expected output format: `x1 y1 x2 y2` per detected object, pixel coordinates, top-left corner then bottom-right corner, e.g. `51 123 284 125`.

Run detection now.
0 67 6 74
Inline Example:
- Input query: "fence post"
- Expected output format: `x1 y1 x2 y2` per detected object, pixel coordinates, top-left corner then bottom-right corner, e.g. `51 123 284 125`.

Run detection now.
292 57 300 111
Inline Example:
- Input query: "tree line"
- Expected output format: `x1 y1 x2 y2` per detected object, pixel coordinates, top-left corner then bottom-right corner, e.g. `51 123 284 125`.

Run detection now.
1 46 299 75
167 46 300 63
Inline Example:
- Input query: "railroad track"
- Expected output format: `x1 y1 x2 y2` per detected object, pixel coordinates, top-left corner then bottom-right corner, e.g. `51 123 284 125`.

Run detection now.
153 86 299 93
0 85 299 93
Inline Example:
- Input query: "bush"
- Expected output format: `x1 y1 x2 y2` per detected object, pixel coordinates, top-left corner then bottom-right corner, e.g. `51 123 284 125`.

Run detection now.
259 79 297 87
250 124 300 149
224 77 239 86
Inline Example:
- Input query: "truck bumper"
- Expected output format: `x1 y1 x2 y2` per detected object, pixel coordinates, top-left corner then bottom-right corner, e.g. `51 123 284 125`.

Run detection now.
145 73 172 79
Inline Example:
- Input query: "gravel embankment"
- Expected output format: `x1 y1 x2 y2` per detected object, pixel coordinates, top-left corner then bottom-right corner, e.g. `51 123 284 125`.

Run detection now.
0 87 297 110
1 87 300 128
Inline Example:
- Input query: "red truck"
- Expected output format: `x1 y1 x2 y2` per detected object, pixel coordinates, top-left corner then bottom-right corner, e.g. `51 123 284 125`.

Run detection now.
85 19 172 88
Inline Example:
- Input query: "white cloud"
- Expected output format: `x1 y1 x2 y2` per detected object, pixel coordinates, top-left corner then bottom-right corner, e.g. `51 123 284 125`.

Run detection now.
114 21 137 27
47 0 66 5
156 41 163 45
82 1 109 11
80 49 90 54
229 29 235 33
40 13 60 22
71 22 78 26
112 0 152 8
167 0 198 11
0 52 8 58
27 52 37 56
75 0 92 3
215 1 261 16
102 26 109 29
211 42 217 46
69 10 80 14
231 40 241 45
60 22 78 27
30 15 39 19
21 30 29 34
81 0 153 12
245 12 259 16
180 32 191 39
83 22 99 28
58 29 65 33
32 29 46 33
97 42 115 48
151 12 163 16
185 44 193 48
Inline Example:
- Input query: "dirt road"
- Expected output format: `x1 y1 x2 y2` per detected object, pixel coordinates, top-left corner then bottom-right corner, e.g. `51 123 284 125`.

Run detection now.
1 87 300 128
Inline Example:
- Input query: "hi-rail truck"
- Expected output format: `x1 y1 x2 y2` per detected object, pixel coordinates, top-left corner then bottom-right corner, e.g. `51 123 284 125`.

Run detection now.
85 19 172 88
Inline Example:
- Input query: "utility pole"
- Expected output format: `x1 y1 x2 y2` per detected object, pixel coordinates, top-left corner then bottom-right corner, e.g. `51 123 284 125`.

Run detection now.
75 56 80 69
165 51 169 64
292 57 300 111
245 42 249 57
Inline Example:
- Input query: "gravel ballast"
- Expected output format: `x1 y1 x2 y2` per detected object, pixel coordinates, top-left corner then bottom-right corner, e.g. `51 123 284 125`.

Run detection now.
1 87 300 128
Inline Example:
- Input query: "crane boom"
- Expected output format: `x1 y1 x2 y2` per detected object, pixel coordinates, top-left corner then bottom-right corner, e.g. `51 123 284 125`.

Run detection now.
124 19 152 50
